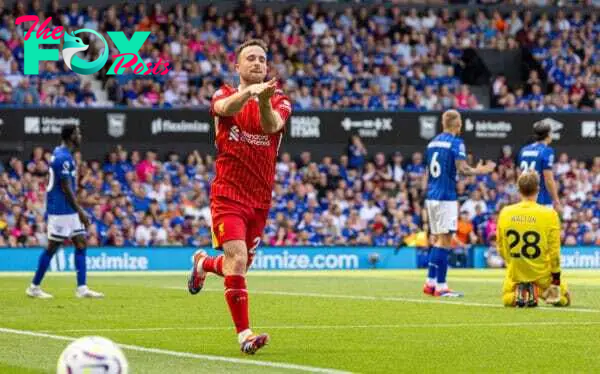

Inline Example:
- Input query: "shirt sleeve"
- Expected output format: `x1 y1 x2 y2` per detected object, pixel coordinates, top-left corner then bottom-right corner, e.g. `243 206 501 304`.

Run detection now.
547 209 561 273
542 148 555 171
271 92 293 124
453 139 467 161
496 209 507 261
209 85 234 117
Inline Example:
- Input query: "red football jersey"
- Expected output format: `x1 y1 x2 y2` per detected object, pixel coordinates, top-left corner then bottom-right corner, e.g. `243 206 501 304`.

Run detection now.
209 84 292 209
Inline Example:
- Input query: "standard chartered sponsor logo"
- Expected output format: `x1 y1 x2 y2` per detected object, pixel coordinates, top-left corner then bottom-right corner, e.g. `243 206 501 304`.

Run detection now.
251 250 359 270
561 251 600 268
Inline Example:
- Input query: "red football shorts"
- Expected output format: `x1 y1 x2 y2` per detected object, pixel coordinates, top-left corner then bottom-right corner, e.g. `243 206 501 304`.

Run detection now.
210 195 269 254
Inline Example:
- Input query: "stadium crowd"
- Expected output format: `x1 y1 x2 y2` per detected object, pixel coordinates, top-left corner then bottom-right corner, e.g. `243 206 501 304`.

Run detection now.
0 2 597 110
0 142 598 249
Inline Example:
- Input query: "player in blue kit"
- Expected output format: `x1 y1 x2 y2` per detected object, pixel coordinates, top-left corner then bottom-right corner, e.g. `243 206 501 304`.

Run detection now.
26 125 104 299
423 110 496 297
517 120 561 212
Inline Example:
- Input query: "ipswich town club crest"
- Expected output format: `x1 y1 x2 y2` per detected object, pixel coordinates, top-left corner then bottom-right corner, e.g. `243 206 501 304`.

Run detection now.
107 113 126 138
419 116 437 140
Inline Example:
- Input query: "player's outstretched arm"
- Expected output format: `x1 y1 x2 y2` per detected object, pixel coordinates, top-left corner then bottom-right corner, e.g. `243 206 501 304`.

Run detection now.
258 99 285 134
258 79 286 134
543 170 562 212
213 87 255 117
456 159 496 176
60 179 90 228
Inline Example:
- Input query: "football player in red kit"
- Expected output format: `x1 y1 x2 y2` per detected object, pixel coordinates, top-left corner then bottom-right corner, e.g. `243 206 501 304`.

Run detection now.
187 39 292 354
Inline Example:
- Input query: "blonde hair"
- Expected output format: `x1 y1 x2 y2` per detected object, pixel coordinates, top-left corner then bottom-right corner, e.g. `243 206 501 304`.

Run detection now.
518 170 540 197
442 110 461 131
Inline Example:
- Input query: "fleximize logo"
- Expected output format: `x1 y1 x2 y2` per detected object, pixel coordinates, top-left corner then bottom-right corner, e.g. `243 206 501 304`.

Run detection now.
49 250 149 271
16 16 171 76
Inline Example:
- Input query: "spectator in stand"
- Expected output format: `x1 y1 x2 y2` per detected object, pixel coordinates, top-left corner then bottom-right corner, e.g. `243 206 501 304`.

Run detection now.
136 150 158 184
3 3 597 109
454 210 477 248
347 135 367 171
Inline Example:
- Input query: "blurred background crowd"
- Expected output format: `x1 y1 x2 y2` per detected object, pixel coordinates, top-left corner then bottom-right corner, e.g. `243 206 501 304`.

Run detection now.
0 1 597 110
0 0 598 267
0 139 598 251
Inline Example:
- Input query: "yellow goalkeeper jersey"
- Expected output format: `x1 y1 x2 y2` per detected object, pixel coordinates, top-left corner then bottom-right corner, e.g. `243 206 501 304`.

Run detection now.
497 200 561 282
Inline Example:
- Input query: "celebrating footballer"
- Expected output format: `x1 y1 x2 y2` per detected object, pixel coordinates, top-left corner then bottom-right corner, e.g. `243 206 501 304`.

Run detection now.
187 39 292 354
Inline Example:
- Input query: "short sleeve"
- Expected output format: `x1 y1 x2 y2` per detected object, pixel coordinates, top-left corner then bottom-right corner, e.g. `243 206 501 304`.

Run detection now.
272 92 292 124
209 85 234 117
542 148 554 170
453 139 466 161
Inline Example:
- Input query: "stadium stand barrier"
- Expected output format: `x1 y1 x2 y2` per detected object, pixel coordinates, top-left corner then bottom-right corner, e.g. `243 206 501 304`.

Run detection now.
3 109 599 160
0 246 417 271
3 245 600 271
473 245 600 269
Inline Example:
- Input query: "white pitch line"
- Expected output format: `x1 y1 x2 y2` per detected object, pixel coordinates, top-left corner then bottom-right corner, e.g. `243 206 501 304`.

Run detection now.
0 327 349 374
38 321 600 334
165 287 600 314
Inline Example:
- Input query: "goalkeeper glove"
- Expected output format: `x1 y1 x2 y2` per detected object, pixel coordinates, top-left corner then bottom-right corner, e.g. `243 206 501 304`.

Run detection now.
543 273 561 304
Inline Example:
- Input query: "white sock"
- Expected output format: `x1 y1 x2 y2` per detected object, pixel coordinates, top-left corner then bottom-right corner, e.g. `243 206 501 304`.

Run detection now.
426 278 436 286
436 283 448 291
77 285 88 292
30 284 39 289
238 329 253 344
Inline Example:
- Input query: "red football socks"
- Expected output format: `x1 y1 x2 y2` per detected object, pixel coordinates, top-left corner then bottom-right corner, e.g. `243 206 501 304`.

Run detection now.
224 275 250 334
202 255 224 277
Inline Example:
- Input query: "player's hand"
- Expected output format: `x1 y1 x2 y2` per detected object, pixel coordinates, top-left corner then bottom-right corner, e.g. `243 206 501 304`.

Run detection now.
542 285 561 304
476 160 496 174
258 78 278 101
78 210 91 229
248 79 276 97
553 201 563 215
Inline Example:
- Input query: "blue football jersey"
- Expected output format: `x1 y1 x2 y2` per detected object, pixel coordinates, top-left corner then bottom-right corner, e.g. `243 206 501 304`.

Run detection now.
518 142 555 205
426 133 466 201
46 146 77 215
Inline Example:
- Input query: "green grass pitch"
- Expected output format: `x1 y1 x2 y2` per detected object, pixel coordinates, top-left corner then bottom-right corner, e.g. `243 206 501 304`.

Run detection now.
1 269 600 373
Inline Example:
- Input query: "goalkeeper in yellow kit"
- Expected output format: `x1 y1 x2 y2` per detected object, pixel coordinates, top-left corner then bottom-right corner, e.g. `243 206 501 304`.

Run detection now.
497 171 571 307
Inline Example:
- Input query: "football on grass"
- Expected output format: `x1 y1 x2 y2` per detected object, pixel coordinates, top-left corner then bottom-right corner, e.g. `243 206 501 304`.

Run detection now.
57 336 128 374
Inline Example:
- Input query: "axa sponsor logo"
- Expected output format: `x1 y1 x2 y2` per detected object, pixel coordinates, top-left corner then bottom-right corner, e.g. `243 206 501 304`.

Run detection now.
340 117 392 138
